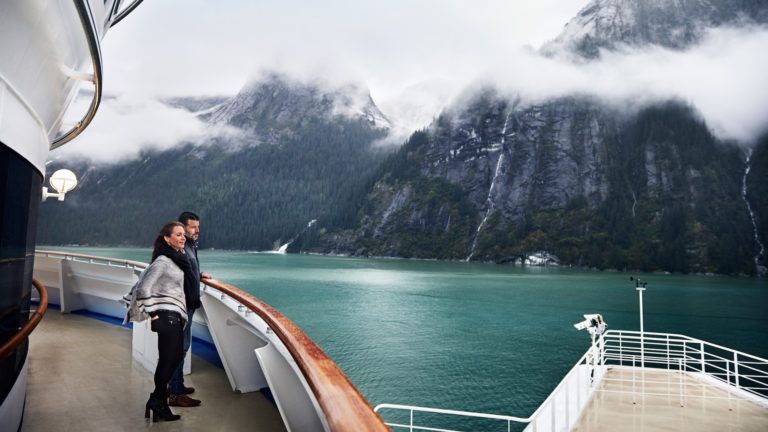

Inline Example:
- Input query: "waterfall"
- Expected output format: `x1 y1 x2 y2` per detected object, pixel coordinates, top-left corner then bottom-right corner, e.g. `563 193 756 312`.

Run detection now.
742 150 766 276
275 219 317 254
466 114 510 261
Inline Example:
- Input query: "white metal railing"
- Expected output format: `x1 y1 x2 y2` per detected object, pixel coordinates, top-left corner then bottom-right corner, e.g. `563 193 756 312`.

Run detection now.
376 330 768 431
35 250 147 275
375 347 606 432
602 330 768 402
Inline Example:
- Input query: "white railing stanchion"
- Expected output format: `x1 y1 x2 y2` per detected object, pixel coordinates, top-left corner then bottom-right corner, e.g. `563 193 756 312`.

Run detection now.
633 356 637 405
565 380 570 428
619 334 623 366
727 360 733 411
700 342 705 374
550 391 555 431
679 358 684 407
734 352 740 390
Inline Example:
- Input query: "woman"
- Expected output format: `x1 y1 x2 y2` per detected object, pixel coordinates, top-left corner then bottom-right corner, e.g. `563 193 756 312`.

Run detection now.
124 221 192 422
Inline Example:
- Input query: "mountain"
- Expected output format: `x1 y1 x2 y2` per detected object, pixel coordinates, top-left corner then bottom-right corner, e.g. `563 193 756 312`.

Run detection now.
37 74 392 250
543 0 768 58
38 2 768 275
301 0 768 275
321 94 761 274
161 95 229 114
209 72 391 136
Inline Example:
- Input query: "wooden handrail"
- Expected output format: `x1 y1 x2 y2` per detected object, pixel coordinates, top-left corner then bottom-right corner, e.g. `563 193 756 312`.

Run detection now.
0 278 48 359
202 278 389 432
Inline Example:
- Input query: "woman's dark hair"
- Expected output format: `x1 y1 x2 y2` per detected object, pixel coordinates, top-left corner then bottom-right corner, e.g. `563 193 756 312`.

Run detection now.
152 221 185 261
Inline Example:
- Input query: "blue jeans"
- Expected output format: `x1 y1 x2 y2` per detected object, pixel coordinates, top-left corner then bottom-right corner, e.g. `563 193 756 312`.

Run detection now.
168 309 194 395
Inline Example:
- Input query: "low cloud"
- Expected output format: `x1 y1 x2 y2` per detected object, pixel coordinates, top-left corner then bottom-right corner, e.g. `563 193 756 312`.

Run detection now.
53 95 242 163
56 11 767 163
442 25 768 144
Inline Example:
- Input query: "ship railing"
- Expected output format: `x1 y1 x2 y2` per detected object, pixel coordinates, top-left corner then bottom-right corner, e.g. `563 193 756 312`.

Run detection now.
602 330 768 404
0 278 48 359
36 250 148 273
375 348 604 432
32 250 388 432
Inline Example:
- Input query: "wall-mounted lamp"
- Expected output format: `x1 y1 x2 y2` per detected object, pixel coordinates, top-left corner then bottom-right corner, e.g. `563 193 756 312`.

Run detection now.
42 169 78 202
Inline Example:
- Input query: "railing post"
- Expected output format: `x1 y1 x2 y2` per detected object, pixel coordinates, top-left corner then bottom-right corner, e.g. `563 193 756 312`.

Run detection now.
619 334 623 366
550 391 556 431
679 358 684 407
565 380 570 428
632 356 637 405
666 335 670 371
733 352 740 390
577 361 581 409
409 409 413 432
700 342 705 374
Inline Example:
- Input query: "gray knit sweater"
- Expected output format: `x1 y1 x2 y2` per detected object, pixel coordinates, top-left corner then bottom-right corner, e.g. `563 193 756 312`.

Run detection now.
123 255 188 325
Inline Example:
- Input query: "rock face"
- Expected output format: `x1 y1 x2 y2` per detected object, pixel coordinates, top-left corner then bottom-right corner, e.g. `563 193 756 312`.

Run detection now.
543 0 768 57
314 0 768 275
340 92 759 274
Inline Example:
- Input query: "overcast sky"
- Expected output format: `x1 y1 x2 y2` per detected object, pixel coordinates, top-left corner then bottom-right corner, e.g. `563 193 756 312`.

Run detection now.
100 0 589 97
57 0 768 162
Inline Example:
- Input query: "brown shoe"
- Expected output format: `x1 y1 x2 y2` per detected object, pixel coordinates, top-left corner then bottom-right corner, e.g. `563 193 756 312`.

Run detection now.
181 386 195 395
168 394 201 407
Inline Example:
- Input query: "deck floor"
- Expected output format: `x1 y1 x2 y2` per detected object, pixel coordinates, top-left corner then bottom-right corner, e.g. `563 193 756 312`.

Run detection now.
573 367 768 431
23 312 286 432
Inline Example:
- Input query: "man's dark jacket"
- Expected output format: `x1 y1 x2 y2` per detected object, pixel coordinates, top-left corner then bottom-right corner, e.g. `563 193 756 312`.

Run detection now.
184 238 201 310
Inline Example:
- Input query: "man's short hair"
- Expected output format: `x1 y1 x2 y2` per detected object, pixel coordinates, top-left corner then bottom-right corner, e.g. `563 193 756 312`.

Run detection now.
178 211 200 226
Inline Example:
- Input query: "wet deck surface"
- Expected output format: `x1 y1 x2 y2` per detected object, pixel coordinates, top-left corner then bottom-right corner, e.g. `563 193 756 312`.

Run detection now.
574 368 768 431
24 312 286 432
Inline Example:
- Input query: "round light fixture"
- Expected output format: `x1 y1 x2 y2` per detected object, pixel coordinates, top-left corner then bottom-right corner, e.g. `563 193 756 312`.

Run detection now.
49 169 78 194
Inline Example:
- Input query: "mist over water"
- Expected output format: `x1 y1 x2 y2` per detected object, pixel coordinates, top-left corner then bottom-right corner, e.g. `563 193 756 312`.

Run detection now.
47 246 768 417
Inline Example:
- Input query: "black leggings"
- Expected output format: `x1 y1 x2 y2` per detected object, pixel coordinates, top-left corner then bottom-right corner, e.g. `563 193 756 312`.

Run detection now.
151 311 184 397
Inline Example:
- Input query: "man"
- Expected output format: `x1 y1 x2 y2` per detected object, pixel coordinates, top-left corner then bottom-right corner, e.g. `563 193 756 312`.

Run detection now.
168 211 211 407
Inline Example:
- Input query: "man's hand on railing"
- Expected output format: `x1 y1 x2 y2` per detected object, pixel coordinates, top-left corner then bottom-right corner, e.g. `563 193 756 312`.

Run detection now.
201 272 212 280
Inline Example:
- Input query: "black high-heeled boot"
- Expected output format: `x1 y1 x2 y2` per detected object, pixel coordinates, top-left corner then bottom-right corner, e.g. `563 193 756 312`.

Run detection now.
145 392 181 422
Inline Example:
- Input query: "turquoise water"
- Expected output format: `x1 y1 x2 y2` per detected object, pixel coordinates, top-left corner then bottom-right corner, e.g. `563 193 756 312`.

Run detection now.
43 247 768 417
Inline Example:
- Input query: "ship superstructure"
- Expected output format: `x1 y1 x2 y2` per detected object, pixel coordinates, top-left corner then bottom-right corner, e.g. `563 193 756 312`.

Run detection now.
1 2 142 430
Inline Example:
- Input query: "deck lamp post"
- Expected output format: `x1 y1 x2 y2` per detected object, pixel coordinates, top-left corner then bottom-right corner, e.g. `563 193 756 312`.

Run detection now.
630 276 647 368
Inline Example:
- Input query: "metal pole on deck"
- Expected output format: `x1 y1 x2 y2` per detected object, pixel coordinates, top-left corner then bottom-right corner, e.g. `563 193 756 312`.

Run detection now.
631 277 647 368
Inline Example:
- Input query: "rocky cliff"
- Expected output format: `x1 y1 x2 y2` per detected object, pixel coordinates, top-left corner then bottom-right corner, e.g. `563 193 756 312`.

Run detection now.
311 0 768 275
543 0 768 57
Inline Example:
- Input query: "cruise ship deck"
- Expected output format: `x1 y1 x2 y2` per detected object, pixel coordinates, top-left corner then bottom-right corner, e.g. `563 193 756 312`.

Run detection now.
26 311 768 432
23 312 286 432
574 368 768 431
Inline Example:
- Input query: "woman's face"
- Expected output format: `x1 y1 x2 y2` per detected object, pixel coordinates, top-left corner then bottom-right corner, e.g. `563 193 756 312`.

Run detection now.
164 226 186 251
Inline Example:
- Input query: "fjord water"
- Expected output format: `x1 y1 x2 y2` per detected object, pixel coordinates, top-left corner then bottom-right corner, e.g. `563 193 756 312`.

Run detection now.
47 247 768 418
